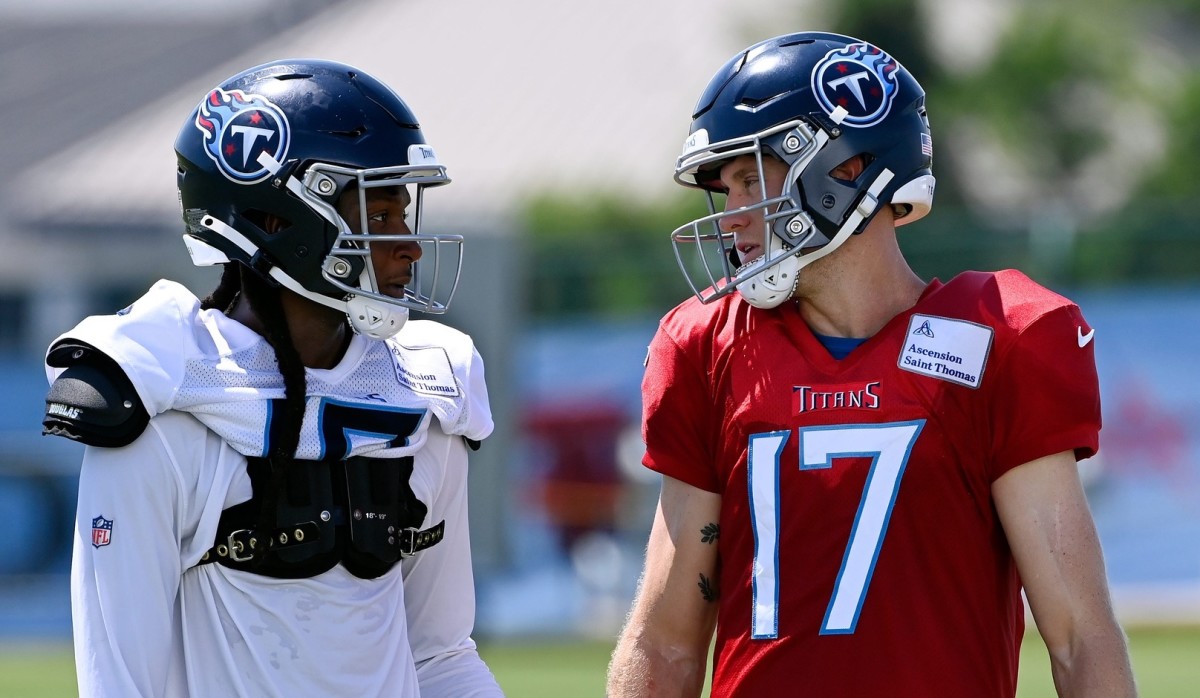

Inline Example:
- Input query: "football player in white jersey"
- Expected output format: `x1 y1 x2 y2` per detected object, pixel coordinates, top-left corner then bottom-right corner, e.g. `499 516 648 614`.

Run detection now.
43 60 503 697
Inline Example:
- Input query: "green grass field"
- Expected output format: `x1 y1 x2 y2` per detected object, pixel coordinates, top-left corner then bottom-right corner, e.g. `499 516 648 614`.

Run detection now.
3 625 1198 696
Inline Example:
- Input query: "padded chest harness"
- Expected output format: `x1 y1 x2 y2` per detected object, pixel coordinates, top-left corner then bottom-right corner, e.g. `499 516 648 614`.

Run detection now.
43 340 444 580
195 454 444 580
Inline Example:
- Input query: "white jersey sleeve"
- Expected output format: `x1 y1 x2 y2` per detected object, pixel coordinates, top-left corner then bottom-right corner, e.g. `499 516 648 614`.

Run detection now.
402 400 503 697
71 413 202 697
391 320 494 441
415 648 506 698
463 342 494 441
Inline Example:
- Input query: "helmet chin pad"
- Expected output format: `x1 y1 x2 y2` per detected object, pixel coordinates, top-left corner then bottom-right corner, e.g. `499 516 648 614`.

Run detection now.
737 252 801 309
346 294 409 340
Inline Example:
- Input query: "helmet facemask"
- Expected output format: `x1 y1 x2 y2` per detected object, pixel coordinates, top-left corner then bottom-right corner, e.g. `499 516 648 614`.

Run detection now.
188 149 463 340
669 33 936 310
296 155 463 339
672 115 885 309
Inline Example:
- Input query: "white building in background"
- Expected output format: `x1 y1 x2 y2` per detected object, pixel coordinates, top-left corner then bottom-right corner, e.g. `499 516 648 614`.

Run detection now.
1 0 802 350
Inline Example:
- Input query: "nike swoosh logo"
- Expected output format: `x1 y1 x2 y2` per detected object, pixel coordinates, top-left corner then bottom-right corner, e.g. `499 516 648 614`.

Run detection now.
1077 326 1095 348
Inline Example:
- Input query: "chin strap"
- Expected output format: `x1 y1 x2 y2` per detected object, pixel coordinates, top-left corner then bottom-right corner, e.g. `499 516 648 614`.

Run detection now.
739 168 896 310
188 216 408 340
799 167 895 270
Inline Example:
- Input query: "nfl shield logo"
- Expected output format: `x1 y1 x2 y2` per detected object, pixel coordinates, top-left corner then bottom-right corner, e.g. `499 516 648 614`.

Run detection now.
92 515 113 548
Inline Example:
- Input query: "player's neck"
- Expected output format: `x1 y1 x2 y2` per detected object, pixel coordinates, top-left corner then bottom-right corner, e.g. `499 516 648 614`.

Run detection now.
279 292 352 369
794 226 925 339
229 292 352 370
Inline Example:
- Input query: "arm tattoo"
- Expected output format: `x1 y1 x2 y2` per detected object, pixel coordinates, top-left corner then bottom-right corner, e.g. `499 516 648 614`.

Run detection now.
698 573 719 602
700 522 719 544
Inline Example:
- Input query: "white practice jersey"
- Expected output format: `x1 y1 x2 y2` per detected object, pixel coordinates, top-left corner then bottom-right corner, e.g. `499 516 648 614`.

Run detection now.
50 280 503 698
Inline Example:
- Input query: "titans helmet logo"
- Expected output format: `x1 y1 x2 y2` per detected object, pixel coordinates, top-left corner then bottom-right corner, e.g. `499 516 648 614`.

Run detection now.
193 87 290 184
811 43 900 128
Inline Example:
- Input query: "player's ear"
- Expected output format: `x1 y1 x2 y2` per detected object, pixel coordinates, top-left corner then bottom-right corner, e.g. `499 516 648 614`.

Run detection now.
830 155 867 182
239 210 289 235
263 214 287 235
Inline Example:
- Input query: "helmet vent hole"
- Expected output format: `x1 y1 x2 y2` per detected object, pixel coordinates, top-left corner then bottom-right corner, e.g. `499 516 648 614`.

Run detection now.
740 95 777 108
326 125 368 138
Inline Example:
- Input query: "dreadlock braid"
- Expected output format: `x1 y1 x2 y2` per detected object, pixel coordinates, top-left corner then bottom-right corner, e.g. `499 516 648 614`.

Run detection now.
239 267 309 563
200 264 241 313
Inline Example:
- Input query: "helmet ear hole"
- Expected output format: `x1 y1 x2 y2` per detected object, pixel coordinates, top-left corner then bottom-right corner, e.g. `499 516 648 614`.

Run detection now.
828 154 873 183
242 209 292 236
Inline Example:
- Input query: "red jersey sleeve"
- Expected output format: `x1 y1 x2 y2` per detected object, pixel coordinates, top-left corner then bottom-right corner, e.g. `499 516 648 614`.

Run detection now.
641 321 721 493
988 302 1101 479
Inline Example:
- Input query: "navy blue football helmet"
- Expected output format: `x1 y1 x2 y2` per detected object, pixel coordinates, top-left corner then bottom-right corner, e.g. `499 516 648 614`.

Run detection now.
175 59 461 338
672 32 935 308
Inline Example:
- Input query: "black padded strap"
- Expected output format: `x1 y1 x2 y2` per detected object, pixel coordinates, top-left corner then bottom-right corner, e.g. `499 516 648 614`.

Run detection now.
196 457 345 579
397 520 446 555
195 456 444 580
43 342 150 448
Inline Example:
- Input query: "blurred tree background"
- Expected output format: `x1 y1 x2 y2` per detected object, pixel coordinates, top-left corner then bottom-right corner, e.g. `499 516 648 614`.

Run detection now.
523 0 1200 320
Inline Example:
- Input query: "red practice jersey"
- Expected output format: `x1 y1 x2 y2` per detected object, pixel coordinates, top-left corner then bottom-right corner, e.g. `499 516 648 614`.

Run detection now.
641 270 1101 697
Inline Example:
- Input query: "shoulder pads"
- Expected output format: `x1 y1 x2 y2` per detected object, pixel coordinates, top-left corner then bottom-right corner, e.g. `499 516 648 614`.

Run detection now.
44 342 150 448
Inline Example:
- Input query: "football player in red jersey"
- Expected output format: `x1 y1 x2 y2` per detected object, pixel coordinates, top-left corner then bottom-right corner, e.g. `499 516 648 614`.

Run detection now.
608 32 1136 697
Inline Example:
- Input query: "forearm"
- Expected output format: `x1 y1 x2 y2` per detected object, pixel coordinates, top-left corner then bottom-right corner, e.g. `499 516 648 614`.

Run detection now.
609 476 721 697
608 627 708 698
995 452 1137 697
1048 626 1137 697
